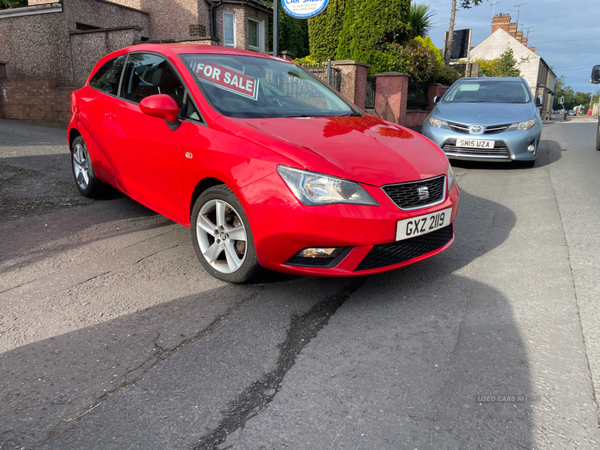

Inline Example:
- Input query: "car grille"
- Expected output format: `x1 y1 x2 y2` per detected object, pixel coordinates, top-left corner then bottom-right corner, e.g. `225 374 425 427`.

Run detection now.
442 140 510 158
484 124 511 134
382 175 446 210
448 121 469 133
355 225 453 271
446 122 511 135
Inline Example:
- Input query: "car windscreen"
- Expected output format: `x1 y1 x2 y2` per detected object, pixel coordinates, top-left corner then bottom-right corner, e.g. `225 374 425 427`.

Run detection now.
443 80 531 103
180 54 360 118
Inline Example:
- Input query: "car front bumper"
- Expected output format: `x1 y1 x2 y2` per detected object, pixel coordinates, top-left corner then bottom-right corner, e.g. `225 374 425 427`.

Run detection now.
422 121 541 162
239 172 460 277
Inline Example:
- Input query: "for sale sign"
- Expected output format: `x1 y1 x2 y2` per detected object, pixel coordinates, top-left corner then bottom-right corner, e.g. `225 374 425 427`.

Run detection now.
192 62 258 100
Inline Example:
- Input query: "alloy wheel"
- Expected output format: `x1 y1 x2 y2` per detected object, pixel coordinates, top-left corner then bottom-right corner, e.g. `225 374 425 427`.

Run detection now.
196 199 248 273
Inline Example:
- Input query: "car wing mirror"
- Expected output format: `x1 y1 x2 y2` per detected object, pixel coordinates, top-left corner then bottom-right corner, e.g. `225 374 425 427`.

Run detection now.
536 97 543 106
139 94 182 130
433 96 441 104
591 65 600 84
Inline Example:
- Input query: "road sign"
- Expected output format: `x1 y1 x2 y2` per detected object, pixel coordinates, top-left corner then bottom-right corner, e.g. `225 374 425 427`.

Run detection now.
282 0 329 19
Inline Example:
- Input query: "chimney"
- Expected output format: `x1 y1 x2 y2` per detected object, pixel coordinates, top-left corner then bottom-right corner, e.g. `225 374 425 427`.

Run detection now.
508 22 518 37
522 37 528 47
492 13 511 34
516 30 524 43
528 46 536 53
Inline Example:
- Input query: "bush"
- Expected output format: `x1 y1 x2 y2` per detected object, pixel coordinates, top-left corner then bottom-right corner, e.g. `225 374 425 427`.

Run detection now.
308 0 346 62
336 0 411 66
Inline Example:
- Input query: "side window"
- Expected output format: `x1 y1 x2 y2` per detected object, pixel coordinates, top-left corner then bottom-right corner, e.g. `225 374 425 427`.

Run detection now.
180 92 202 122
89 55 126 96
120 53 185 108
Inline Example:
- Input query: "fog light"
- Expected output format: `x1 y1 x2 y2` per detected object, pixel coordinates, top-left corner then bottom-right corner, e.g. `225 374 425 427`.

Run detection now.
297 248 344 259
527 144 535 152
286 247 350 268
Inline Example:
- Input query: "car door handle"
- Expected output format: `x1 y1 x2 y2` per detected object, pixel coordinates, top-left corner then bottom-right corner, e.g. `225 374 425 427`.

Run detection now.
106 112 117 120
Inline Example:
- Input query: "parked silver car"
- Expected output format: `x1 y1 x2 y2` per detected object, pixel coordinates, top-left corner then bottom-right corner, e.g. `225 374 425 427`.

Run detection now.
422 77 542 167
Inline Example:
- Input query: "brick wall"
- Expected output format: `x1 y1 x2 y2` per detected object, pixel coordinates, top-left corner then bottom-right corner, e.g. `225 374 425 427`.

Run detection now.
0 78 75 123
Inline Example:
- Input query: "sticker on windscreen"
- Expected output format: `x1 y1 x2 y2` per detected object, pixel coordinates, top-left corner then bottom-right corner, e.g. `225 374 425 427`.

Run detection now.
192 62 258 100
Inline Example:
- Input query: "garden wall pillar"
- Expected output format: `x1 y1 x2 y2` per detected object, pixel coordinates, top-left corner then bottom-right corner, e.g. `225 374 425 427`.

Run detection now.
375 72 409 125
332 60 370 109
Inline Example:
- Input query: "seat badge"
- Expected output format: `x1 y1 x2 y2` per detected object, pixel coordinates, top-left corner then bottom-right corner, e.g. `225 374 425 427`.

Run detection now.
417 186 430 200
185 152 193 159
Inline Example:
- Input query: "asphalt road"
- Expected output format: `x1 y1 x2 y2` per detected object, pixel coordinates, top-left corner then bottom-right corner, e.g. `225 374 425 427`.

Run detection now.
1 117 600 449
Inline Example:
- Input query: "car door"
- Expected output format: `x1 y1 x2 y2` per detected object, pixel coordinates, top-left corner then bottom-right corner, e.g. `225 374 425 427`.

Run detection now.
82 54 127 188
104 52 191 223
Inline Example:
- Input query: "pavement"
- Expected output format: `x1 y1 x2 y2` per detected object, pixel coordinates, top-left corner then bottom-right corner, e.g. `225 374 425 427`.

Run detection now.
1 117 600 449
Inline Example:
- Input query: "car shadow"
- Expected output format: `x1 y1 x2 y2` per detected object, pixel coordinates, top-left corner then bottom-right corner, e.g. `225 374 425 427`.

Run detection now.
0 187 537 450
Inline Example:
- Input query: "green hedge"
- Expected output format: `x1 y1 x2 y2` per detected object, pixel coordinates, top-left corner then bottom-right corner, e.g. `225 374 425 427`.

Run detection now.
308 0 346 62
335 0 411 69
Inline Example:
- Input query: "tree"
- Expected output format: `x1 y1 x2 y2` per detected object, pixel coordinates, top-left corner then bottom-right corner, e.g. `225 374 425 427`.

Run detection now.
336 0 411 68
308 0 346 61
495 48 521 77
472 48 521 77
409 3 434 39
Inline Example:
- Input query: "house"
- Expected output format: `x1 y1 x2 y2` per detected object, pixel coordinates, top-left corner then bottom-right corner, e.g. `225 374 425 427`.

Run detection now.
0 0 272 122
469 13 556 119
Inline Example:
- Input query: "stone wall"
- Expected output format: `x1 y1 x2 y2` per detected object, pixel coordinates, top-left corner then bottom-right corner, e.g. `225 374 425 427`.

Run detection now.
2 0 149 86
0 78 75 123
70 27 142 87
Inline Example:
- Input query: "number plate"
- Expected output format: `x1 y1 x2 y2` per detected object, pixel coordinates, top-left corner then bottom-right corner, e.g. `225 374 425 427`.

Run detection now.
396 208 452 241
456 139 495 149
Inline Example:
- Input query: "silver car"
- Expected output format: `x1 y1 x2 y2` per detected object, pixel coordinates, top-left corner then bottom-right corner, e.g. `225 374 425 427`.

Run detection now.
422 77 542 167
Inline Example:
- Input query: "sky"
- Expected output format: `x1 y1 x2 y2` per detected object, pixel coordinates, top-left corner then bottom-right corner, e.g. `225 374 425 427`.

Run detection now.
425 0 600 95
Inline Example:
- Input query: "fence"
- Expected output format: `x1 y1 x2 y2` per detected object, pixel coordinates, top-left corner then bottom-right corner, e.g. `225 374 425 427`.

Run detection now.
365 76 377 114
298 62 342 92
407 82 429 110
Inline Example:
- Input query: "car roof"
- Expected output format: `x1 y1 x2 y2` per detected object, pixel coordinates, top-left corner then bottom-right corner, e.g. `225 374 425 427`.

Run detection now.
120 43 283 61
459 77 524 82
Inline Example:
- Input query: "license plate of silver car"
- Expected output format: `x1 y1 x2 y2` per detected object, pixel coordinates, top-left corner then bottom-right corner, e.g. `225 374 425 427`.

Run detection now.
396 208 452 241
456 139 495 149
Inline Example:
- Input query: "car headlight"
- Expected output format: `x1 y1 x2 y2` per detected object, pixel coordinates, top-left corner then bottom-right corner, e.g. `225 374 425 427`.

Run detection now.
506 118 538 131
277 166 379 207
428 116 449 129
447 165 456 191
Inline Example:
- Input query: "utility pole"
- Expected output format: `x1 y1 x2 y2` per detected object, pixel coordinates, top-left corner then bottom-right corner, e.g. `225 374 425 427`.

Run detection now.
444 0 457 66
273 0 279 57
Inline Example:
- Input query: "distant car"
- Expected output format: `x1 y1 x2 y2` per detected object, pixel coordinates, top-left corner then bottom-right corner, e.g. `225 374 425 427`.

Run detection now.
67 44 460 283
422 77 542 167
568 110 576 116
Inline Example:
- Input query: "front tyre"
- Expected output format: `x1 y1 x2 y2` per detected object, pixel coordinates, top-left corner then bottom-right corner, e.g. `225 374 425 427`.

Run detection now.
191 185 261 283
71 136 107 198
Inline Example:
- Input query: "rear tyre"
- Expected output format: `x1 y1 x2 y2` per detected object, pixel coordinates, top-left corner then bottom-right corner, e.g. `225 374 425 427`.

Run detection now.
191 185 261 283
71 136 107 198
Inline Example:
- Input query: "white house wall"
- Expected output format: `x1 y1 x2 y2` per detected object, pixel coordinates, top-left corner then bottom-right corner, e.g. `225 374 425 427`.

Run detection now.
469 29 540 92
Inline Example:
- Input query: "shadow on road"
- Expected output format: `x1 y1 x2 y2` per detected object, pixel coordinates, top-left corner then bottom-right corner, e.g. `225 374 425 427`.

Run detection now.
0 184 536 449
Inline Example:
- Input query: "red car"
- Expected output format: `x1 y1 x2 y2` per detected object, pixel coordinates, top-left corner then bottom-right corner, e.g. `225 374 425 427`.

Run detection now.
68 44 459 283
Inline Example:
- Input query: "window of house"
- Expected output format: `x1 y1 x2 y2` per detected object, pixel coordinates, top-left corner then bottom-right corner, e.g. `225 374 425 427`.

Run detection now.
223 12 235 47
120 53 185 108
89 55 127 96
248 18 264 52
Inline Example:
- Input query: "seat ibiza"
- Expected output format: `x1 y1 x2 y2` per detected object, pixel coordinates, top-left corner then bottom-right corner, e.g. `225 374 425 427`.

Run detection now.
68 44 459 282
